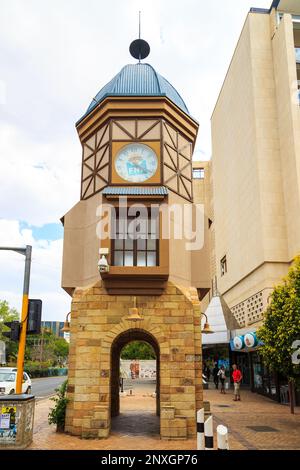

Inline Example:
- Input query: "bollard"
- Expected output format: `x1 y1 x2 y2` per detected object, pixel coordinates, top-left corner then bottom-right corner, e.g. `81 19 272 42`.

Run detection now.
204 415 214 450
217 425 229 450
197 408 205 450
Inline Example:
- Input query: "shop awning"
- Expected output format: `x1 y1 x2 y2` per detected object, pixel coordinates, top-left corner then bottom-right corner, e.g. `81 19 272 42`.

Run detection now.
202 294 240 345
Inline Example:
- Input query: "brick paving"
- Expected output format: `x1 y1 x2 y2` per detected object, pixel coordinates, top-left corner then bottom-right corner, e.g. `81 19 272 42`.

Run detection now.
28 385 300 450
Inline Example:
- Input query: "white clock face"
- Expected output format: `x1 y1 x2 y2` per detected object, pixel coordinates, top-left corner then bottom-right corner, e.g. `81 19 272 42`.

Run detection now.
115 143 158 183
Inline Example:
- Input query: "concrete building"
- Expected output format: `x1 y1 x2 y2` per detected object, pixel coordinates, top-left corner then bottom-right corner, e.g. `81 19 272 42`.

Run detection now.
208 0 300 399
61 45 212 438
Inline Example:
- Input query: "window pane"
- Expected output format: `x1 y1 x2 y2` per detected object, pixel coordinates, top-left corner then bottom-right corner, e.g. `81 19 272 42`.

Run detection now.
147 252 156 266
114 239 123 250
137 238 146 250
125 238 133 249
137 252 146 266
114 251 124 266
124 251 134 266
147 239 156 250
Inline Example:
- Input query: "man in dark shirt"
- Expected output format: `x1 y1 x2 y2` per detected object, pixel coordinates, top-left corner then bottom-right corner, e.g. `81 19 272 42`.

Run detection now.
212 363 219 389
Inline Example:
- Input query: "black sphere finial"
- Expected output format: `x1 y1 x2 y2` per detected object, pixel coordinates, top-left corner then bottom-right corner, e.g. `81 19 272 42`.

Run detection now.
129 39 150 61
129 11 150 62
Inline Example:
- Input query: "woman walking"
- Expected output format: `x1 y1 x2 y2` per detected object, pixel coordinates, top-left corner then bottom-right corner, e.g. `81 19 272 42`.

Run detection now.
218 365 226 394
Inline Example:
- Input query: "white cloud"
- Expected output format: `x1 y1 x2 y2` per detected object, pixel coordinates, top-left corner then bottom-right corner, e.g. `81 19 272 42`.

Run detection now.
0 219 70 321
0 122 80 226
0 0 272 318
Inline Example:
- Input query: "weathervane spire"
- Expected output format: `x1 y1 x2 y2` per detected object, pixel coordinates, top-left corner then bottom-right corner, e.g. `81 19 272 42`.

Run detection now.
129 11 150 62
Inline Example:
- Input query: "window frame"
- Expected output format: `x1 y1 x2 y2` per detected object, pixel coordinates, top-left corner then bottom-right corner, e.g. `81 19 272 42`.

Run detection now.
192 168 205 179
111 208 160 267
220 255 227 277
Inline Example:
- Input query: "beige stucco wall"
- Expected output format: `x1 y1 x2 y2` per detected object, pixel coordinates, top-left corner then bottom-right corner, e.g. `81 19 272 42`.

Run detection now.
62 194 102 292
212 14 266 295
211 11 300 323
272 14 300 260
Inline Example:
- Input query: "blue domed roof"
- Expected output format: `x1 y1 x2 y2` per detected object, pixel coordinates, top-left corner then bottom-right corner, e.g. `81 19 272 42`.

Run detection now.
78 63 190 122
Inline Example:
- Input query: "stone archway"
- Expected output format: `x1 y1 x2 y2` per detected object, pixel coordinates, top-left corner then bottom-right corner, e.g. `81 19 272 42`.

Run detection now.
110 328 160 419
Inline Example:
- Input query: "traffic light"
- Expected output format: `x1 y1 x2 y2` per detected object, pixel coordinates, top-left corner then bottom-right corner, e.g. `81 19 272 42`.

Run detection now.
3 321 21 341
27 299 42 334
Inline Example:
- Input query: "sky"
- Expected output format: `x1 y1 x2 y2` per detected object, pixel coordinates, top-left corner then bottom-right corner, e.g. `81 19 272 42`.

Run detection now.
0 0 271 320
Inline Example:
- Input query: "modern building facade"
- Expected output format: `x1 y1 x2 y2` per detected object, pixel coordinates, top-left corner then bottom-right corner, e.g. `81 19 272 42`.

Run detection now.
208 0 300 400
41 321 64 338
61 50 212 439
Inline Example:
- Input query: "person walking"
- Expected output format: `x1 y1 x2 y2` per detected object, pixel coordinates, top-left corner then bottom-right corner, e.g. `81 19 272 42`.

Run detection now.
205 365 211 383
213 362 219 389
218 365 226 394
232 364 243 401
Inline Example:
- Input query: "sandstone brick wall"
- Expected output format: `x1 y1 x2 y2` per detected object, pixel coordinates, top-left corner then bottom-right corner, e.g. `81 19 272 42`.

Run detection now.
65 281 203 439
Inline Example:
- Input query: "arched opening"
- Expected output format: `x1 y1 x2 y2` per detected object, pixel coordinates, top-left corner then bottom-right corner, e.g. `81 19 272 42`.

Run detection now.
110 329 160 435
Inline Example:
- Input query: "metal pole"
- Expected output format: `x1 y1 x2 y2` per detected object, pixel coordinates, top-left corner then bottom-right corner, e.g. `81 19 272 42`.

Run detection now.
0 245 32 394
16 245 32 393
197 408 205 450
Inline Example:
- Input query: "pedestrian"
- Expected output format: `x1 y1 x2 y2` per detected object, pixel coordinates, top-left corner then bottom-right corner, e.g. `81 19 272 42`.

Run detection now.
232 364 243 401
205 365 211 382
218 365 226 394
213 362 219 389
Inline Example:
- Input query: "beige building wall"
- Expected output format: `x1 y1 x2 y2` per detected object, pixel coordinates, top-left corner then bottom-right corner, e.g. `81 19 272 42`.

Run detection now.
272 13 300 259
211 8 300 326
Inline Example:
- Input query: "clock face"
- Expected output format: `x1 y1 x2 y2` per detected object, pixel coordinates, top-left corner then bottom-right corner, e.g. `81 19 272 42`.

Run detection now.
115 143 158 183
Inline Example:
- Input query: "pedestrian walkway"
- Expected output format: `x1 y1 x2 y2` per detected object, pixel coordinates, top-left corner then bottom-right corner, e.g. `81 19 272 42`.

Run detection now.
207 387 300 450
28 385 300 450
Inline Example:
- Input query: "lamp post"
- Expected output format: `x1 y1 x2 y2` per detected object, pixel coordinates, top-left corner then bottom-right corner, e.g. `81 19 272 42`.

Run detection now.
0 245 32 393
60 312 71 333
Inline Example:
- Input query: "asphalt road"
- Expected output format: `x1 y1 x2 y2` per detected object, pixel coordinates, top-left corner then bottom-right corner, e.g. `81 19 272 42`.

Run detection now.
31 376 66 400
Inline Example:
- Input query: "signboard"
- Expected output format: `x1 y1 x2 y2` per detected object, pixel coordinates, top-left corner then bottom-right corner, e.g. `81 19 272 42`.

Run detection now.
230 332 262 352
0 405 17 442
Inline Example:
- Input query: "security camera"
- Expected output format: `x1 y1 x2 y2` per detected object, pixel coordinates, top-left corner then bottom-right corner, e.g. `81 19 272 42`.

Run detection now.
98 255 109 273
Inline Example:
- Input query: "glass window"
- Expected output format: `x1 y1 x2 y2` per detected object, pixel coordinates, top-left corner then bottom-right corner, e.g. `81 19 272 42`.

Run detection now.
147 252 156 267
114 251 124 266
147 238 156 250
124 252 134 266
220 256 227 276
112 209 159 267
193 168 205 179
137 252 146 266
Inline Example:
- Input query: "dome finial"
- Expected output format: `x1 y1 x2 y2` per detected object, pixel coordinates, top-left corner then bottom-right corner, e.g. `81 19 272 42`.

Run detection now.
129 11 150 62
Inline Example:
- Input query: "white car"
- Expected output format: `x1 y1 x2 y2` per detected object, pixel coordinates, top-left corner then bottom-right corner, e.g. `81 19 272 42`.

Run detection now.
0 367 32 395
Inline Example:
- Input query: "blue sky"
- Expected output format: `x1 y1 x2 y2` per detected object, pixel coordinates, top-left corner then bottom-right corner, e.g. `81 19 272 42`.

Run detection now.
0 0 271 320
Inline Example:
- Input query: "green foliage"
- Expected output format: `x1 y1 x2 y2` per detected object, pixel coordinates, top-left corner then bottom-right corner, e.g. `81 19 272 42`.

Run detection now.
25 329 69 366
257 256 300 382
48 380 69 431
121 341 156 360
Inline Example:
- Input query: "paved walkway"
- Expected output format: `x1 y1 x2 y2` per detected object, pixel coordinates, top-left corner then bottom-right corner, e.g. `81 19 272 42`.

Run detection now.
28 385 300 450
208 387 300 450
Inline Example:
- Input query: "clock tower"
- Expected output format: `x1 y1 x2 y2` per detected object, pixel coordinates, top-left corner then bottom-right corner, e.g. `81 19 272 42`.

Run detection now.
62 38 204 440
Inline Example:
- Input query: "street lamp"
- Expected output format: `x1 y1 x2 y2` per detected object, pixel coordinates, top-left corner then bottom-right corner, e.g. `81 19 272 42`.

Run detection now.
126 296 143 322
0 245 32 393
60 312 71 333
201 312 214 334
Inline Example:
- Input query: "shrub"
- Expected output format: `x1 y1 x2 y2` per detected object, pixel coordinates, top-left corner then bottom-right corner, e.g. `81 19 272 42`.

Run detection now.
48 379 69 432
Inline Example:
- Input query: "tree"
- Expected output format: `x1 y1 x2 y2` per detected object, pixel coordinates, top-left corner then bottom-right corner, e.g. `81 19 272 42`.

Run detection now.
257 255 300 413
121 341 156 360
0 300 19 362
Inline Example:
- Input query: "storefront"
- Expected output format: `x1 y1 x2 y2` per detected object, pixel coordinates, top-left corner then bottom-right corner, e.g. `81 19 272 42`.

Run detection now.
230 332 291 404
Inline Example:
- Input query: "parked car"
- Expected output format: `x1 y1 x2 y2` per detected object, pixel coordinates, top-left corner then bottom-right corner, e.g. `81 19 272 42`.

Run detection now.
0 367 32 395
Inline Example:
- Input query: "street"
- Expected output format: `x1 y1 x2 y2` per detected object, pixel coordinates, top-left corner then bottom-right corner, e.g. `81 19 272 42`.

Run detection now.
31 376 66 400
